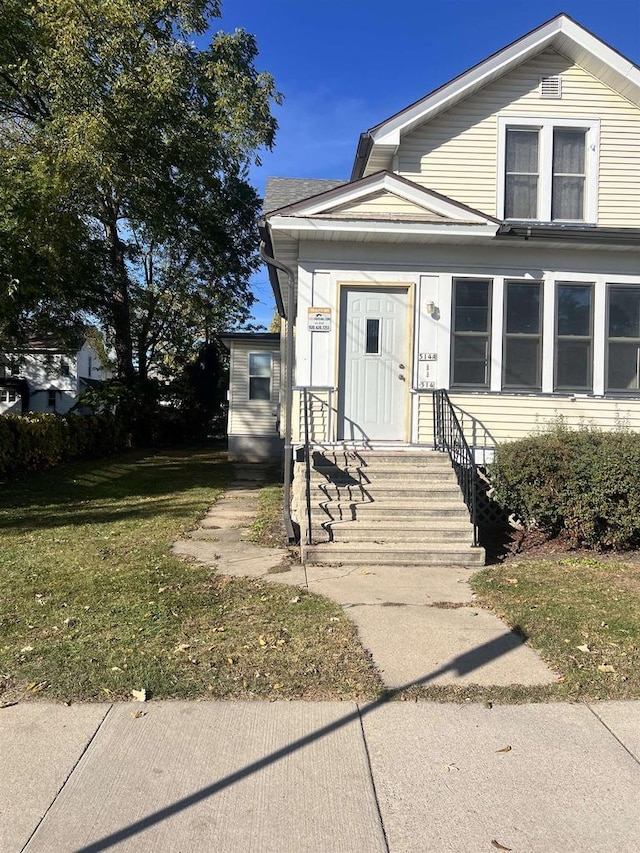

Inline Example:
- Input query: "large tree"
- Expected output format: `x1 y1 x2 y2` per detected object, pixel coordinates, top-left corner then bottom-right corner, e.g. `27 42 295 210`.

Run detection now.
0 0 278 378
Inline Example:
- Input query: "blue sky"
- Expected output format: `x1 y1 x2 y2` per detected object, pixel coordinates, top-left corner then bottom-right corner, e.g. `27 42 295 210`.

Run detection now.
215 0 640 326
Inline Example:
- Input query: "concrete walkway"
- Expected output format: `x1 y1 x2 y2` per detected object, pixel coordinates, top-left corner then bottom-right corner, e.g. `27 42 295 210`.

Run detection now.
3 698 640 852
173 464 556 688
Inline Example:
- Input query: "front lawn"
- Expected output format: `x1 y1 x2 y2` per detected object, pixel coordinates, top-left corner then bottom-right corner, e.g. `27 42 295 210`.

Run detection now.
472 557 640 700
0 449 382 704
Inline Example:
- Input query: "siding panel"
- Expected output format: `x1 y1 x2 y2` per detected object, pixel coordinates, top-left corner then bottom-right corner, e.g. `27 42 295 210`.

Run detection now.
398 50 640 226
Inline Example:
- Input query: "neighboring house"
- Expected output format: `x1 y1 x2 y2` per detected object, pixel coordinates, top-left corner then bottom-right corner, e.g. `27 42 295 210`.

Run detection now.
255 14 640 560
0 335 110 415
221 333 283 462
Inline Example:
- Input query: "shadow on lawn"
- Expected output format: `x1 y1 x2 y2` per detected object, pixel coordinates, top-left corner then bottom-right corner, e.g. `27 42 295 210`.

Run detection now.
0 449 239 532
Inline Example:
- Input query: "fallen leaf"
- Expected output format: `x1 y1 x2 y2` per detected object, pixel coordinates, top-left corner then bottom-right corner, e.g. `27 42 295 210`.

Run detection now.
289 596 301 604
273 683 283 690
131 689 147 702
444 763 459 772
174 643 190 652
491 841 512 851
505 578 519 585
20 646 34 653
258 636 267 646
132 710 146 719
598 664 615 673
63 617 76 629
495 745 512 753
576 644 591 653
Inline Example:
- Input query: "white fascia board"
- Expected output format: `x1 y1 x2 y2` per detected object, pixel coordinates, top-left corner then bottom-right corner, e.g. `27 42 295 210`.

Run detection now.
561 18 640 89
269 216 498 239
371 21 562 145
278 173 492 223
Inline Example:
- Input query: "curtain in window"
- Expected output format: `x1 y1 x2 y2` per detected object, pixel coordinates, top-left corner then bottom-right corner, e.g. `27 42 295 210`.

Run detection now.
505 130 538 219
552 130 585 220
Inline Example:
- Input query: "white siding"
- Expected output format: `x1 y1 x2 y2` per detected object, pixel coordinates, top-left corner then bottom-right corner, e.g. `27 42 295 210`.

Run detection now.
228 341 281 437
416 391 640 448
325 190 446 220
398 49 640 226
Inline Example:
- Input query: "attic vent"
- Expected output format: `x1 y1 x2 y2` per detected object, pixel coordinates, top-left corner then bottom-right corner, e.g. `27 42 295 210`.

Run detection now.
540 75 562 99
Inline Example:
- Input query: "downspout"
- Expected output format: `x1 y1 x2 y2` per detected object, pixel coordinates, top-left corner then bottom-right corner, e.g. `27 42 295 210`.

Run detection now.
259 239 297 544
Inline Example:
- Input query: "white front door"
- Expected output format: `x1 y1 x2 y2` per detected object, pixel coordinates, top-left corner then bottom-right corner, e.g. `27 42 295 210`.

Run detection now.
339 287 409 441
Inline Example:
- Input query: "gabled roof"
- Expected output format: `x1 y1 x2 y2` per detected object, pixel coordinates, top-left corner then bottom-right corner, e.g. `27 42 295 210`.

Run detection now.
352 13 640 179
266 171 500 226
263 177 346 214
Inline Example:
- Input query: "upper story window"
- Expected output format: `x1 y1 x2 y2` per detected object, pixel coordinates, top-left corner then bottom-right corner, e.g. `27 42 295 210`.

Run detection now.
248 352 271 400
499 117 599 223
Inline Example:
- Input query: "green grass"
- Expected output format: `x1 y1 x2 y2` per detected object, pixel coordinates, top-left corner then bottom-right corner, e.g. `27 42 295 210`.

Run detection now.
0 449 382 704
471 557 640 700
249 483 286 548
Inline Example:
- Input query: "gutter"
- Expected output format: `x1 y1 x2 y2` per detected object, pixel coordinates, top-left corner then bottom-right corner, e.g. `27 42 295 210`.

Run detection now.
259 236 297 544
350 132 374 181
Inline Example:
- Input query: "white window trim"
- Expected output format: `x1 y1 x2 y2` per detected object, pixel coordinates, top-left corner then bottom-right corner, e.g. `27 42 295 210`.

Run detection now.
497 116 600 224
248 351 272 401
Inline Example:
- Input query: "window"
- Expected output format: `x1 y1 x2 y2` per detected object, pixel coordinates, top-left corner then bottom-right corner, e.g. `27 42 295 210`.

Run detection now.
0 389 17 403
451 279 492 387
248 352 271 400
60 357 71 377
607 287 640 391
500 118 597 223
47 389 57 409
555 283 593 390
365 319 381 354
503 281 543 390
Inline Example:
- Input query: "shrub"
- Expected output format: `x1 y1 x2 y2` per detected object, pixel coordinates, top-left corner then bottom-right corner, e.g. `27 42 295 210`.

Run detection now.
0 412 129 479
490 424 640 550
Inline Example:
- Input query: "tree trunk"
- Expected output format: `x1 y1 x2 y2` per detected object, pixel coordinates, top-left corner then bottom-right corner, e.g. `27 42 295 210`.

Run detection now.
103 213 135 382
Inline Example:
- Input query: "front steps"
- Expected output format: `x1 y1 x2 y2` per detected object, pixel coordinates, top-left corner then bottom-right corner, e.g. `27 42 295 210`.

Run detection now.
299 449 484 568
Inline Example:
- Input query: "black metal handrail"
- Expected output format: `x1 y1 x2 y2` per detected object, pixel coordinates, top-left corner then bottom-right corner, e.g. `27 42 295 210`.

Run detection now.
432 389 479 546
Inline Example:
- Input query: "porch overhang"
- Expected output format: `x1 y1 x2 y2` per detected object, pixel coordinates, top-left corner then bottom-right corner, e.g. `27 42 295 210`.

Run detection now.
267 216 499 244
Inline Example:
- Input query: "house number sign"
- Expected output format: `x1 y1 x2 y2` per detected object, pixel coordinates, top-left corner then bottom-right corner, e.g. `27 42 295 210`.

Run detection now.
308 307 332 332
419 352 437 361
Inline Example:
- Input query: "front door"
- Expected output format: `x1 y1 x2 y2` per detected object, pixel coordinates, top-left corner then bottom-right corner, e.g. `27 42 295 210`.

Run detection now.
339 287 408 441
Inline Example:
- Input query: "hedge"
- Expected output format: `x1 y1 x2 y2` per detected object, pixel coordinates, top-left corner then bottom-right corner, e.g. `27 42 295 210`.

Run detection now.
0 412 130 479
490 425 640 550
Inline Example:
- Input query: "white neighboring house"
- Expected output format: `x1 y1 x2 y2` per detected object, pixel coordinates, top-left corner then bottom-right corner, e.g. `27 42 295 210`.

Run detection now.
0 336 110 415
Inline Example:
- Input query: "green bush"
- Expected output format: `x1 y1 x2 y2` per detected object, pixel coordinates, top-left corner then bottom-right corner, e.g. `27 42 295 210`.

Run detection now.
490 424 640 550
0 412 129 479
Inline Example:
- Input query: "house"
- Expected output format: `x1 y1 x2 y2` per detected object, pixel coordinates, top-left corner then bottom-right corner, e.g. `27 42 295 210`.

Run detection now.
256 13 640 563
221 332 283 462
0 335 110 415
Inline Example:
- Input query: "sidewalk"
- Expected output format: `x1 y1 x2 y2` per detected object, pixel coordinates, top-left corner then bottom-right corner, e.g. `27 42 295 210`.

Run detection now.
3 698 640 852
174 464 556 688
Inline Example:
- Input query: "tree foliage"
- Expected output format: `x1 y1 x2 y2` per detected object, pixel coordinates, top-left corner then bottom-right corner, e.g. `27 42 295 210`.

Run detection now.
0 0 279 378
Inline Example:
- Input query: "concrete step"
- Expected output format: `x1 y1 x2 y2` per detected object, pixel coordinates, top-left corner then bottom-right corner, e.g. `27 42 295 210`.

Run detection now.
302 541 485 567
310 450 449 468
310 467 457 484
313 502 471 522
328 525 473 543
313 483 463 501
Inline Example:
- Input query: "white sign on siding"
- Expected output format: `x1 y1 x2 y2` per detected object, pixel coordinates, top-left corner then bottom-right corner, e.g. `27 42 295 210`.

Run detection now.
308 307 332 332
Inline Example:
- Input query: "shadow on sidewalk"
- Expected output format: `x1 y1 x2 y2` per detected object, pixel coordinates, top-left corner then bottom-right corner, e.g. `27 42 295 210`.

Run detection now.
75 628 526 853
